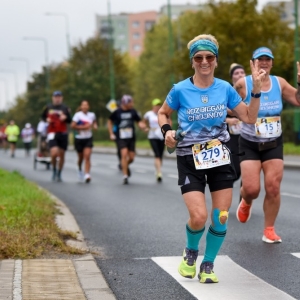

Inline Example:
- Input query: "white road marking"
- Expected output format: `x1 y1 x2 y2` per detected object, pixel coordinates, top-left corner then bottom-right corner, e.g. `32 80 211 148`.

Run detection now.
291 253 300 259
167 174 178 179
281 192 300 199
152 256 296 300
135 169 147 173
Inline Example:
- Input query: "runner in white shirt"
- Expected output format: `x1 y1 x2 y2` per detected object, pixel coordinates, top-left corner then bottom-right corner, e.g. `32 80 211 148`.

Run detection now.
21 123 35 156
143 99 166 182
71 100 97 183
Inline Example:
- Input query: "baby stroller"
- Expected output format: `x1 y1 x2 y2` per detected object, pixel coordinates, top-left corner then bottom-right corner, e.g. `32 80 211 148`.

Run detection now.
34 121 51 170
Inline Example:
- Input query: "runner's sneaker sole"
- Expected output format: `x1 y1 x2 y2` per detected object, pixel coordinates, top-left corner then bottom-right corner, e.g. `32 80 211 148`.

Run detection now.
123 178 128 185
236 200 252 223
198 274 219 283
262 235 282 243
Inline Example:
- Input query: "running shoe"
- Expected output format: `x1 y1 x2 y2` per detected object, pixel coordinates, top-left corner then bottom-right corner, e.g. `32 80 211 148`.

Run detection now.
84 173 91 183
262 227 282 243
198 262 219 283
236 198 252 223
157 173 162 182
178 248 198 279
78 170 84 182
123 177 128 185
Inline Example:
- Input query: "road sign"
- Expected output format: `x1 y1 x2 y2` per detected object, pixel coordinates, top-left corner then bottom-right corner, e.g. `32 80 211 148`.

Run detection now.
106 99 117 112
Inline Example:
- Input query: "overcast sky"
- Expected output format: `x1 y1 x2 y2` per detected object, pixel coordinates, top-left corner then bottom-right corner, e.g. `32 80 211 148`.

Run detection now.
0 0 283 110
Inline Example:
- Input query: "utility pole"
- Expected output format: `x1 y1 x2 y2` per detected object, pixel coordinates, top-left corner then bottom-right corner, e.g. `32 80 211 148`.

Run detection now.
167 0 175 87
108 0 116 101
294 0 299 86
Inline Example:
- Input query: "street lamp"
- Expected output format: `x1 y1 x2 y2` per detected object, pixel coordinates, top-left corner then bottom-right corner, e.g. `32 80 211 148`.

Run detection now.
45 12 71 58
0 69 19 96
9 57 30 79
23 37 50 99
294 0 299 86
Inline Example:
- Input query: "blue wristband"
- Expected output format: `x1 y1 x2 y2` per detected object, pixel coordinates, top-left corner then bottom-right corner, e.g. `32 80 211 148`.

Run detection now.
251 92 261 98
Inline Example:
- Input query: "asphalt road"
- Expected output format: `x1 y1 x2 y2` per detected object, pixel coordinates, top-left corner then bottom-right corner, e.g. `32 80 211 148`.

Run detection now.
1 149 300 300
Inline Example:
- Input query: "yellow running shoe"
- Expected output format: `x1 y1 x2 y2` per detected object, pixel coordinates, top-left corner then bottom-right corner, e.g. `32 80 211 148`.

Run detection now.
198 262 219 283
178 248 198 279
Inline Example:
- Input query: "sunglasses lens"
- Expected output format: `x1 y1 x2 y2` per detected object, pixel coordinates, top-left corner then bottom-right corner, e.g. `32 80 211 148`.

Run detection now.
193 55 215 63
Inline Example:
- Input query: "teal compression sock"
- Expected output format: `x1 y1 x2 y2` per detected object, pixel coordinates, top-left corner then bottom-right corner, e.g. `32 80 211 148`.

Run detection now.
202 225 226 263
186 224 205 251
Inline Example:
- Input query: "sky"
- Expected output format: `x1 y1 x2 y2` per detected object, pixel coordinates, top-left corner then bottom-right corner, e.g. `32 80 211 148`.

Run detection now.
0 0 284 110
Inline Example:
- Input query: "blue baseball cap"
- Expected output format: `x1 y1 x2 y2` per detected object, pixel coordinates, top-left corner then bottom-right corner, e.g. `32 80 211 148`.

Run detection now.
252 47 274 59
52 90 63 96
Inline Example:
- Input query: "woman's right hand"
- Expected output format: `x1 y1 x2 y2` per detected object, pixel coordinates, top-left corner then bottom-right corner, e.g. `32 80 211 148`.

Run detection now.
251 59 266 93
165 130 177 148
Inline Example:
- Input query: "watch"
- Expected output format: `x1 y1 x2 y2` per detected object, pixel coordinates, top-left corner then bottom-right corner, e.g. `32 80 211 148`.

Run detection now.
251 92 261 98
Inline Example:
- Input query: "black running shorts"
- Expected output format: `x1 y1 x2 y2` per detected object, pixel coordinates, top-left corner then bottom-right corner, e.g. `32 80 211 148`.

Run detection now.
117 138 135 152
239 135 283 163
177 154 236 195
48 133 68 151
149 139 165 159
74 137 93 153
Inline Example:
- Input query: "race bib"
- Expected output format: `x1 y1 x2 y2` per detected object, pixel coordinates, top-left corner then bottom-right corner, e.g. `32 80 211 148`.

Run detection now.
255 116 281 138
228 121 242 135
192 139 231 170
119 128 133 139
47 132 55 141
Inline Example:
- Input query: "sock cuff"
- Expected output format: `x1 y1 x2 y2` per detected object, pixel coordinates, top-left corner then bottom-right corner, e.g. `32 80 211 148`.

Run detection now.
208 225 226 237
186 224 205 235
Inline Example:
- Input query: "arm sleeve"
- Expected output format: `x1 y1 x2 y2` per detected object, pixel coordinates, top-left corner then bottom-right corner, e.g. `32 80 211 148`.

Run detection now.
165 86 179 111
41 106 48 121
227 85 242 110
143 111 149 121
65 107 72 123
109 111 117 122
134 110 141 122
72 112 79 123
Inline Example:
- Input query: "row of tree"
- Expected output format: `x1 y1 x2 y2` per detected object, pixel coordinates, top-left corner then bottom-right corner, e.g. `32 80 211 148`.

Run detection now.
1 0 296 128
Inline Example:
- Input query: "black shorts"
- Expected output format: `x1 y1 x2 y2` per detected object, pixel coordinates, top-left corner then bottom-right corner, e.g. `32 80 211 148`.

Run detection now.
239 135 283 163
24 142 32 150
117 138 135 152
48 133 68 151
149 139 165 159
177 154 236 194
74 137 93 153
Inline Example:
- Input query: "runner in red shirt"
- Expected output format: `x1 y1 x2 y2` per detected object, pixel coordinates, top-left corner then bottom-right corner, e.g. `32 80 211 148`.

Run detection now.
41 91 71 182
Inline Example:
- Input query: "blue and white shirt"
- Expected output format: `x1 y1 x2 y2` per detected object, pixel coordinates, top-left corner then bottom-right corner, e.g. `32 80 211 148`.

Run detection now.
241 75 283 142
166 77 242 155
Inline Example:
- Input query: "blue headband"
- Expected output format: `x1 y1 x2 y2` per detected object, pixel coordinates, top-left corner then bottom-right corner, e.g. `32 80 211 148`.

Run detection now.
189 39 218 60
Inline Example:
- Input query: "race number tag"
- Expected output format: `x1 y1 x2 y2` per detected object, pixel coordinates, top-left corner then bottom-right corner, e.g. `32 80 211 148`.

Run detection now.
47 132 55 141
255 116 281 138
192 139 231 170
228 121 242 135
119 128 133 139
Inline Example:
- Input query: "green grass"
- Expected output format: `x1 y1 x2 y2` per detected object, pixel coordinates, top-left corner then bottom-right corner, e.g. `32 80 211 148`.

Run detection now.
283 143 300 155
94 140 300 155
0 169 82 259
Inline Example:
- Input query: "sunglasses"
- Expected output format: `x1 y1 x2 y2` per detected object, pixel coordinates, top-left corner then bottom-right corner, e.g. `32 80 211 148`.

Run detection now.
193 55 216 63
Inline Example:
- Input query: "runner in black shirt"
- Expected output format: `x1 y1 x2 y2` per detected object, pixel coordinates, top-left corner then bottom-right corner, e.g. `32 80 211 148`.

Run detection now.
108 95 147 184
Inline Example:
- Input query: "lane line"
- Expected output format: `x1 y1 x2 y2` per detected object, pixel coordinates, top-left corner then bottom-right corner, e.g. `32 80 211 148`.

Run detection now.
152 256 296 300
291 253 300 259
167 174 178 179
281 192 300 199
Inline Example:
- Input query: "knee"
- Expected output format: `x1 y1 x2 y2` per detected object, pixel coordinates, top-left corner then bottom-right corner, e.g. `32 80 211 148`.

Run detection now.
212 209 229 231
190 212 207 229
265 183 280 198
242 185 260 200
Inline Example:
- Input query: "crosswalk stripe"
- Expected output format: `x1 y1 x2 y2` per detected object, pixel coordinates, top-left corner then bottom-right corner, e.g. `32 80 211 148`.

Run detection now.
281 192 300 199
152 256 296 300
291 253 300 259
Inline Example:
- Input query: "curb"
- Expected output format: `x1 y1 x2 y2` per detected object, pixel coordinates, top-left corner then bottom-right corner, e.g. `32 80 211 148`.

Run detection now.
41 188 117 300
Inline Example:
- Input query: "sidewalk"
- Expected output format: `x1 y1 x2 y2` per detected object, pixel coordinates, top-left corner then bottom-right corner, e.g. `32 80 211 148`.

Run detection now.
0 193 116 300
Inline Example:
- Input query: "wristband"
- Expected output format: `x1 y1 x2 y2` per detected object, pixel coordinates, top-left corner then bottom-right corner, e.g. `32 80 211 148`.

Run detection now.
161 124 172 138
251 92 261 98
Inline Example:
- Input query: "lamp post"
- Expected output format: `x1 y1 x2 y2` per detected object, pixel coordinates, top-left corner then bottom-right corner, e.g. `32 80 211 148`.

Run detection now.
167 0 175 86
23 37 50 100
45 12 71 58
9 57 30 79
0 78 9 109
107 0 116 101
294 0 299 86
0 70 19 96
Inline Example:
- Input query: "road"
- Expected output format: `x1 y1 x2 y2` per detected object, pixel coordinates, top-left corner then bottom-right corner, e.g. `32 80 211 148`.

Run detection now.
1 149 300 300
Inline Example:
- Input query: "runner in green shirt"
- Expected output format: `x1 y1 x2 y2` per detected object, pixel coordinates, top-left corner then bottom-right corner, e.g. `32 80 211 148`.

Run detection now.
5 120 20 157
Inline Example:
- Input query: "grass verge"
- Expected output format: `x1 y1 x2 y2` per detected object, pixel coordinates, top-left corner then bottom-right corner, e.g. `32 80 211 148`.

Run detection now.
0 168 83 259
283 143 300 155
